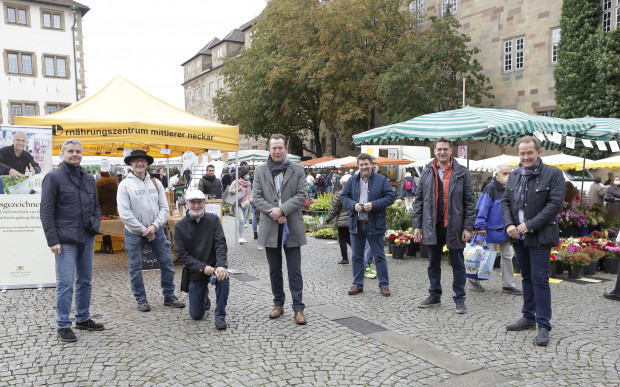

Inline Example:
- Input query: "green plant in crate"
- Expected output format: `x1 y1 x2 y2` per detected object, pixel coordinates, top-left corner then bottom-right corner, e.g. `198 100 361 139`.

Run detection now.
309 193 332 212
313 227 337 239
386 199 413 231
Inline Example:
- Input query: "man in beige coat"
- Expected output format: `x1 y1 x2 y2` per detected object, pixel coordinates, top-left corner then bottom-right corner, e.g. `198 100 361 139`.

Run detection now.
252 134 308 325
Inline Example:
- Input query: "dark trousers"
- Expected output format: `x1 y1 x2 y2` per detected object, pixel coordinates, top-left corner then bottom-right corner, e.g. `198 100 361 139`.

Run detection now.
337 226 350 261
265 225 304 311
427 224 466 303
513 241 552 331
613 271 620 294
188 278 229 320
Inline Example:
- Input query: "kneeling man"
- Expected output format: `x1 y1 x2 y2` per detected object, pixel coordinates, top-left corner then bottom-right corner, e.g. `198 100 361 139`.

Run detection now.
174 190 230 330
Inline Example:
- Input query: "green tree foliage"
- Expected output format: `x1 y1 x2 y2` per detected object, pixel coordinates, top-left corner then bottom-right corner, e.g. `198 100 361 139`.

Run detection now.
377 14 493 124
555 0 620 118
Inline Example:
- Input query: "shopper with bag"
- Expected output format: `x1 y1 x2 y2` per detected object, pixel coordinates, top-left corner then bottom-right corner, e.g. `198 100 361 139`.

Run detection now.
413 137 475 314
502 136 564 347
228 167 252 245
470 164 522 295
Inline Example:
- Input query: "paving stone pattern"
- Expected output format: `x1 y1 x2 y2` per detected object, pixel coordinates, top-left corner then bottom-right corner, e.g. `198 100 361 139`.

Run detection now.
1 216 619 386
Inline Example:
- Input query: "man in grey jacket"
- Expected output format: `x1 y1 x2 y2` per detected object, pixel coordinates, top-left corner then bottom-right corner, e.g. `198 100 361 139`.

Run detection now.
413 137 475 314
252 134 307 325
117 150 185 312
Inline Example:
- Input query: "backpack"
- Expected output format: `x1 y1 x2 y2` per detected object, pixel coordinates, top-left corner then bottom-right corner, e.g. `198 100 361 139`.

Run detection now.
405 179 413 191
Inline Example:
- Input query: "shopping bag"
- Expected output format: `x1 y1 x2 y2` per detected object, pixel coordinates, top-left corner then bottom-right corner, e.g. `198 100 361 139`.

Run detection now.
464 239 484 279
477 243 497 280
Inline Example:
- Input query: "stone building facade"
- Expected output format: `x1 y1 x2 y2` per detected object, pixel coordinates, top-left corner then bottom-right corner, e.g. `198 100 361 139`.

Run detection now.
181 18 264 150
0 0 89 124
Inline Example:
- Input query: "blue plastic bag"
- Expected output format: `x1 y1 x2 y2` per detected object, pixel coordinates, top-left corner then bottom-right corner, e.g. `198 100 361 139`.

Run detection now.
477 243 497 280
464 237 496 280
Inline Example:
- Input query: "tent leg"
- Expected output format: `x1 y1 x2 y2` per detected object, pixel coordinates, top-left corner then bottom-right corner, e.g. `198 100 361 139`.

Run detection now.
581 148 586 210
234 159 239 262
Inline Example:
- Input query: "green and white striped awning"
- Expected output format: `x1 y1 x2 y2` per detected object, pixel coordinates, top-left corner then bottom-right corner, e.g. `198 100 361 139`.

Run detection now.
352 106 591 145
570 116 620 140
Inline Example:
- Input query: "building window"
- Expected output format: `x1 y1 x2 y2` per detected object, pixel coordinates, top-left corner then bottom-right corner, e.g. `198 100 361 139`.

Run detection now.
538 110 555 117
201 85 207 101
195 61 200 72
603 0 613 31
10 102 37 124
41 9 63 30
503 37 524 72
209 82 215 97
5 51 35 76
215 47 223 59
617 0 620 29
551 28 560 65
46 103 68 114
218 78 224 89
441 0 457 17
187 92 192 106
409 1 424 25
194 89 200 103
5 3 29 26
43 55 68 78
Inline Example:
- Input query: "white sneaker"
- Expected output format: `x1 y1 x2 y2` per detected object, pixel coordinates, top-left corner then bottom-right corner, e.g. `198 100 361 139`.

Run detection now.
244 224 248 228
257 245 264 250
239 237 249 245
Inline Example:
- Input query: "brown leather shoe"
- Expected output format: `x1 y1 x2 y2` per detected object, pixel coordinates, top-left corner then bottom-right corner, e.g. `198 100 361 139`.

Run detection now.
380 286 391 297
294 310 307 325
268 306 284 319
348 285 363 295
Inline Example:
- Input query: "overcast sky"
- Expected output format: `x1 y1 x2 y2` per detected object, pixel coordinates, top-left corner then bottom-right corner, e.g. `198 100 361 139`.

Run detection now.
82 0 267 109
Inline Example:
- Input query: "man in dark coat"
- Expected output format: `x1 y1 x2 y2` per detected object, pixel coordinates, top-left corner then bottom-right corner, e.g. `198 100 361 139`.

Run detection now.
198 164 222 199
175 190 229 330
0 131 40 178
413 137 475 314
502 136 564 347
40 139 104 342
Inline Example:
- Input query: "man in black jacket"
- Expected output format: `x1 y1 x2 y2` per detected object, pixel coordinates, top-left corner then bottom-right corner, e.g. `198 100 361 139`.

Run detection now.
174 190 229 330
0 131 40 178
40 139 104 342
502 136 564 347
197 164 222 199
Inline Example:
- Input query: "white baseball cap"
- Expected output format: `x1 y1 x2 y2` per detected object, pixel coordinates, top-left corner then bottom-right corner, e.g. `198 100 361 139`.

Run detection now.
185 190 205 201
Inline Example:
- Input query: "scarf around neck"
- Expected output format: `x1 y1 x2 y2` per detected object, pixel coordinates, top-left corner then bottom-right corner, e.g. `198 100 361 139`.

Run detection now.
267 155 290 197
238 177 251 201
514 157 542 211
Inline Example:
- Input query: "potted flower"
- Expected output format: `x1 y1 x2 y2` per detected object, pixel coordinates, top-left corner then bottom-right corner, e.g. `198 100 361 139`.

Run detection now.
558 209 588 237
603 243 620 274
550 245 561 277
562 250 591 279
579 247 605 276
391 233 411 259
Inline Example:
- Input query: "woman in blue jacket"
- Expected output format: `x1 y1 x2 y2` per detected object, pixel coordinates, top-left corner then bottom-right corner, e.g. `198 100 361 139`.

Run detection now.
470 164 522 295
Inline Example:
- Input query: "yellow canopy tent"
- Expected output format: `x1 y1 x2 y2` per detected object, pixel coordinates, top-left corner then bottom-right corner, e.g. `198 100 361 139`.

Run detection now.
15 76 239 156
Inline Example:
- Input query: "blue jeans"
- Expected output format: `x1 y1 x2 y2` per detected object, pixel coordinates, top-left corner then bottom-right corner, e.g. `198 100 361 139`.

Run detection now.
363 240 374 269
237 206 250 238
427 224 466 303
513 241 552 331
251 203 258 233
188 278 229 320
350 222 389 288
55 235 95 328
124 228 176 302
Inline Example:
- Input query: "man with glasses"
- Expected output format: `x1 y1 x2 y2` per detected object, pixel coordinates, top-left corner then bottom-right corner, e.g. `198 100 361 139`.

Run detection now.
117 150 185 312
174 190 229 330
198 164 222 199
413 137 475 314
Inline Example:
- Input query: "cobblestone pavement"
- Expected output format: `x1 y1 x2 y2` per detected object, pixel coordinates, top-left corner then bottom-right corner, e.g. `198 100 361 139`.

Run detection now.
1 216 619 386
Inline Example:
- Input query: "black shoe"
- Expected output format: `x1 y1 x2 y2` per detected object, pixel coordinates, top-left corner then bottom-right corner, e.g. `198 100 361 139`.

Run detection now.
418 296 441 308
502 286 523 295
215 318 228 330
603 292 620 301
57 328 77 342
455 301 467 314
536 327 550 346
137 299 151 312
506 317 536 331
164 295 185 308
75 319 105 331
337 259 349 264
468 279 485 292
254 232 259 240
94 248 106 254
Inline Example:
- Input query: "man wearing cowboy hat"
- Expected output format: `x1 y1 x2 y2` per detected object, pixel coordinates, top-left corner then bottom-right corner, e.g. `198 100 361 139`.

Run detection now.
117 150 185 312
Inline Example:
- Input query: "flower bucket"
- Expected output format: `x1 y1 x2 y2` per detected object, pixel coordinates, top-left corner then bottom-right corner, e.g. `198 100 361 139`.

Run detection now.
555 261 565 275
549 260 556 278
420 244 428 259
604 256 620 274
568 265 584 279
407 243 417 257
392 245 406 259
583 260 599 276
559 227 579 238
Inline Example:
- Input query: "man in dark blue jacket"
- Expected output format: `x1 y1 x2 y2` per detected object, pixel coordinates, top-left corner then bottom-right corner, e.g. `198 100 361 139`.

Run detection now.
502 136 564 347
174 190 229 330
40 139 104 343
470 163 522 295
341 154 395 297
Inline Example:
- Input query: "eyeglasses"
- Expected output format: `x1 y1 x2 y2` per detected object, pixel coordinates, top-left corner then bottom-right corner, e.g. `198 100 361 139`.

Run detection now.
132 159 148 164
